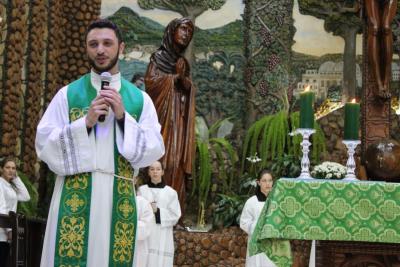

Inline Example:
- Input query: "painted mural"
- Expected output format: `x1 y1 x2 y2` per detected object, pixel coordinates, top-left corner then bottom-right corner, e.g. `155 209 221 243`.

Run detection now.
99 0 400 127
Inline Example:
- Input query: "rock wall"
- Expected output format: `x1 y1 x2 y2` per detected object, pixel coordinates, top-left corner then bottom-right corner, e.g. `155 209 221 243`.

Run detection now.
318 107 400 165
0 1 101 179
174 227 247 267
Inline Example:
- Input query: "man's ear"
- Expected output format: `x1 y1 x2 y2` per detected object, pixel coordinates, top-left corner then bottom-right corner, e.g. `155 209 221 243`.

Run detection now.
119 42 125 55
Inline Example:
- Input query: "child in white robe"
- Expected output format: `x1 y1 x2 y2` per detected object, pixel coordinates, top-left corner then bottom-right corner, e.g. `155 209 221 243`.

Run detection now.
240 169 277 267
133 195 154 267
138 161 181 267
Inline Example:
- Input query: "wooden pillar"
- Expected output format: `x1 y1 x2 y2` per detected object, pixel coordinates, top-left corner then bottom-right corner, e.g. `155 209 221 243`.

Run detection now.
361 3 391 164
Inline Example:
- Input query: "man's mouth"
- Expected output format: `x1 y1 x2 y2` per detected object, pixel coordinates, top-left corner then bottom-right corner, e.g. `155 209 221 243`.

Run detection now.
96 57 108 64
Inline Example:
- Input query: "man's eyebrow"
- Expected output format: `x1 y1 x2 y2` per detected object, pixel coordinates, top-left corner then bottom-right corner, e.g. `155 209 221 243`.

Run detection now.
87 38 115 42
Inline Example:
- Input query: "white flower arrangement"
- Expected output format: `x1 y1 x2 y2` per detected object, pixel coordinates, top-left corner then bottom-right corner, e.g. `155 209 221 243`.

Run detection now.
311 161 346 179
246 153 262 164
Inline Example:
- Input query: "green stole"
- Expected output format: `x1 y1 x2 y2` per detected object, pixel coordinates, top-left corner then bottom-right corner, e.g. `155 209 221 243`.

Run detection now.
54 74 143 267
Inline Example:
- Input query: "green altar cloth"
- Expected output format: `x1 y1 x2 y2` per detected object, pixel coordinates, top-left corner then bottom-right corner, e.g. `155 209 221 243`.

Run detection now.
249 178 400 267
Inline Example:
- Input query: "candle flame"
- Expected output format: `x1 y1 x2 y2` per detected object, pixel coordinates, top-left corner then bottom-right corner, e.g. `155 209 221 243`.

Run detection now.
351 98 356 103
304 85 310 92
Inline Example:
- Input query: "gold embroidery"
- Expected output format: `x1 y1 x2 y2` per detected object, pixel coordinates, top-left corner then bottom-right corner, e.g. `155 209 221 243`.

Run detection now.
117 156 134 195
117 180 132 195
65 174 89 190
112 222 135 263
59 216 85 259
117 156 133 179
70 107 89 122
65 193 85 213
118 198 134 219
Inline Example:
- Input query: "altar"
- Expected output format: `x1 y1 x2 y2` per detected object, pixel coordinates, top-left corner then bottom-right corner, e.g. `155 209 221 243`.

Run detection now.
250 178 400 267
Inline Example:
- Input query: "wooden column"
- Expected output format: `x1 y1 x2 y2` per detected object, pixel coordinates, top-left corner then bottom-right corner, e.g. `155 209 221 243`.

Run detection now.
361 8 391 164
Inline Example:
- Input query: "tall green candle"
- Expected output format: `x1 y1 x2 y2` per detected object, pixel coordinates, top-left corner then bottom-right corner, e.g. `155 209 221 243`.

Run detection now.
299 87 314 129
344 99 360 140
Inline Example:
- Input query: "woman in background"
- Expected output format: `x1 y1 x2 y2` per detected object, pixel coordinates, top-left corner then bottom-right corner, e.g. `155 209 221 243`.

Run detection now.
0 157 30 267
240 169 276 267
138 160 181 267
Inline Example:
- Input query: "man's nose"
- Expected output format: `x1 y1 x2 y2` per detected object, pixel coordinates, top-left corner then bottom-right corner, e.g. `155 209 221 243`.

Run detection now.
97 44 105 54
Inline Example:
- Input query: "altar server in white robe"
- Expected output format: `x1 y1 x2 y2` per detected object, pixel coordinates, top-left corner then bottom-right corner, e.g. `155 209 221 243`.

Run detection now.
35 19 164 267
240 169 277 267
138 160 181 267
133 195 154 267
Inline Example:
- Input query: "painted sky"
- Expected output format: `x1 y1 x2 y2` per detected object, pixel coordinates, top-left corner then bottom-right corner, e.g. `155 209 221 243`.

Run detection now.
101 0 245 29
292 0 362 56
101 0 362 56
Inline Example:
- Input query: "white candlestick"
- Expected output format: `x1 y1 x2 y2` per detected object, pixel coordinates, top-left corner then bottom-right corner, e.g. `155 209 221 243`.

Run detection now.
290 128 315 179
342 140 361 181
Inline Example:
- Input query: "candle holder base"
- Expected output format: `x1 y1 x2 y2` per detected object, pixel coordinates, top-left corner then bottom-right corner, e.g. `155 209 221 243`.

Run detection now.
290 128 315 179
342 140 361 181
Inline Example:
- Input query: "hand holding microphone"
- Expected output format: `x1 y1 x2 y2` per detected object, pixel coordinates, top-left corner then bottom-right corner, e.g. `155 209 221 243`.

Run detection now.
85 72 126 128
98 72 112 122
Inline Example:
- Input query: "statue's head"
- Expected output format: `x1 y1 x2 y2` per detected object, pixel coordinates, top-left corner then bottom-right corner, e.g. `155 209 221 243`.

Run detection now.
173 18 194 48
162 17 194 53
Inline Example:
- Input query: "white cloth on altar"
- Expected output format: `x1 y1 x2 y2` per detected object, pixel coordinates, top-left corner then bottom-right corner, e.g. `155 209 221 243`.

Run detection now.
240 195 277 267
137 184 181 267
0 177 30 241
36 70 164 267
133 195 154 267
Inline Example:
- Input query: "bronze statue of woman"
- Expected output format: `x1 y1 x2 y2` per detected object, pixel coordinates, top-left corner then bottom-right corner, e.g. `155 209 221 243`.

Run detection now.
145 18 195 209
365 0 398 100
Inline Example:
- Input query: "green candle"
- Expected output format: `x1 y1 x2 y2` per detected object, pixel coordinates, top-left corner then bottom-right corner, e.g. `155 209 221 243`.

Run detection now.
344 99 360 140
299 88 314 129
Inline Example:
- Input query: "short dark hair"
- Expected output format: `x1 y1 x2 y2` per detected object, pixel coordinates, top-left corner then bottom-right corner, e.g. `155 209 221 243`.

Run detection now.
131 72 144 83
86 19 123 43
1 156 16 169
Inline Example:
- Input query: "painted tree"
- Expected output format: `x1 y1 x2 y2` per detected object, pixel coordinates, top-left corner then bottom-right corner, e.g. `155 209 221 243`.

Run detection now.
137 0 227 64
243 0 295 126
298 0 362 102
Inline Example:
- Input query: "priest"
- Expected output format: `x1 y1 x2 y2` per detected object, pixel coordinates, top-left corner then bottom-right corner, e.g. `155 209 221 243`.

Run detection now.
35 19 164 267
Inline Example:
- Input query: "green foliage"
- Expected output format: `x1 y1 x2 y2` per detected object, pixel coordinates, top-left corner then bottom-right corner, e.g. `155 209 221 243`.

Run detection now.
137 0 227 17
108 6 243 53
241 111 326 174
298 0 361 36
193 55 246 125
192 117 238 225
107 7 163 47
17 172 38 217
212 193 247 228
194 21 243 53
270 154 301 178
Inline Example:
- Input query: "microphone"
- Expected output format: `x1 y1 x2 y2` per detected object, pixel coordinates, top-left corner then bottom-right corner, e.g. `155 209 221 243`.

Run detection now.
98 72 112 122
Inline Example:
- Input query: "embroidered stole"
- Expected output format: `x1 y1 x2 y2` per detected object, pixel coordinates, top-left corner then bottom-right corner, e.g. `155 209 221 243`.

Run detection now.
54 74 143 267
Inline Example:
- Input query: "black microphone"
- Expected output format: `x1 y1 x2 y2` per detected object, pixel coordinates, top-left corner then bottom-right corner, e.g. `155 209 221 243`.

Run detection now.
98 72 112 122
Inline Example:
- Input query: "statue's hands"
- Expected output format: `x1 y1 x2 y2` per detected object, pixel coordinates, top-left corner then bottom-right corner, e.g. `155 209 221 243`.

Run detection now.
175 57 192 91
176 57 187 78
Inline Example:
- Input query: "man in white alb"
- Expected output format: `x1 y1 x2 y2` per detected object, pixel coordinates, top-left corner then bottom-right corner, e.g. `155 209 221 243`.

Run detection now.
35 19 164 267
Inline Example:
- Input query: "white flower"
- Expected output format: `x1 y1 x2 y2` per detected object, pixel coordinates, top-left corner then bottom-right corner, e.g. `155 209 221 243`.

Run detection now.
312 161 346 179
246 153 261 163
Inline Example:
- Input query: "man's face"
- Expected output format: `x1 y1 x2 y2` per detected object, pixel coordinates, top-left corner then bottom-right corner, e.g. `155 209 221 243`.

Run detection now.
86 28 125 74
174 23 193 48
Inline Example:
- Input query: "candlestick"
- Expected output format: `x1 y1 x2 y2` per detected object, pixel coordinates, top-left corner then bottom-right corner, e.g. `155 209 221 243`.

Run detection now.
299 86 315 129
290 128 315 179
342 140 361 181
344 99 360 140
